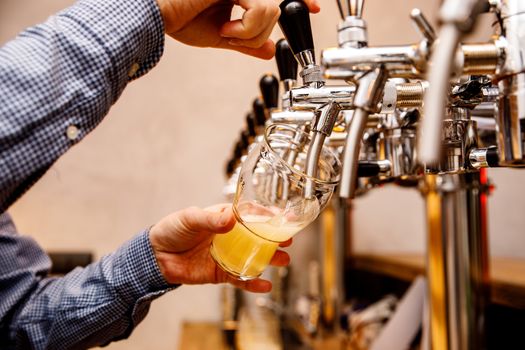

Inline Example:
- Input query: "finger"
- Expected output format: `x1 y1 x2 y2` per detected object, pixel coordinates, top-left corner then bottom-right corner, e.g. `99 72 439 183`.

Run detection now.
204 203 231 213
230 277 273 293
215 266 272 293
279 238 293 247
304 0 321 13
227 18 276 49
269 250 290 267
178 206 235 234
220 39 276 59
220 0 280 40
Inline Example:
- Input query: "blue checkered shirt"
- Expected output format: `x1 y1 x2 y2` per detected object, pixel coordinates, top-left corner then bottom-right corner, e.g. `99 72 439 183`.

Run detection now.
0 0 176 348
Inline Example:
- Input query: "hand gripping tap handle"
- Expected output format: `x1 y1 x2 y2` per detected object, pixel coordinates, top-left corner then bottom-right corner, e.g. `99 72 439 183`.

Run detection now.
275 39 298 82
279 0 314 59
279 0 323 87
259 74 279 110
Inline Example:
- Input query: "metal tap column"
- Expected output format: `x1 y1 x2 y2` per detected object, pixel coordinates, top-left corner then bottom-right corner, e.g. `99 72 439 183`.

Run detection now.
422 170 489 350
319 197 351 331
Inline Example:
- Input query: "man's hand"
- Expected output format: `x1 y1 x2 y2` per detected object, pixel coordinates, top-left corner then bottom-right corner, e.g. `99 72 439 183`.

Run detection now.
149 204 292 293
156 0 321 59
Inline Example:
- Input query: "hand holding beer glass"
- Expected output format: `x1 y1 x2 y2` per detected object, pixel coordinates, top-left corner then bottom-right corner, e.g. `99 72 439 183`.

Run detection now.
211 124 341 281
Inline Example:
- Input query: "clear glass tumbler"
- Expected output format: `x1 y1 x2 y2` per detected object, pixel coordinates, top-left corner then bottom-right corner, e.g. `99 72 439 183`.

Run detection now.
211 124 341 280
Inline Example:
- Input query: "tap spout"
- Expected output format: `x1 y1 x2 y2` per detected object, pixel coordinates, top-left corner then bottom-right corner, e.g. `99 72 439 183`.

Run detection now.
339 66 388 198
304 101 342 198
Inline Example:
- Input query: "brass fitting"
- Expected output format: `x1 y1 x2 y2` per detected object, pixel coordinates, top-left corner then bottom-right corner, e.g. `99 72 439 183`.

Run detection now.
396 82 425 108
462 43 499 75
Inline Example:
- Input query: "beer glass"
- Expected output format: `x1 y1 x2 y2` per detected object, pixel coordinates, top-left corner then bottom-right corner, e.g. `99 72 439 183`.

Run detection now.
211 124 341 280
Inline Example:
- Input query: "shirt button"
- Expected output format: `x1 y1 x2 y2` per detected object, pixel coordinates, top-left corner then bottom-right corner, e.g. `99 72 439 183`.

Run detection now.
128 63 140 78
66 125 80 140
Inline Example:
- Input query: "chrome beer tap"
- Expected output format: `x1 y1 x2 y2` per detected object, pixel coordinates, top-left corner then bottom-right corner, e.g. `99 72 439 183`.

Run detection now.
277 0 421 198
276 39 298 96
260 73 280 114
278 0 346 198
322 1 436 80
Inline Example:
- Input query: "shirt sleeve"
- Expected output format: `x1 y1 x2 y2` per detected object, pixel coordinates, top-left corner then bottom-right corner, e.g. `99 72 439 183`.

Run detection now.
0 213 176 349
0 0 165 213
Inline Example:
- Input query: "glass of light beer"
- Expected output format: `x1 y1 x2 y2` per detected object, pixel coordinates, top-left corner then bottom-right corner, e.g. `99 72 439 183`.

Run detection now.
211 124 341 280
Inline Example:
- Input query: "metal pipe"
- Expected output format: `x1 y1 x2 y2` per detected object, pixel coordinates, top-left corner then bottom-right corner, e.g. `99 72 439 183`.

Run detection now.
339 67 388 198
305 132 326 199
418 24 461 166
339 109 371 198
423 171 489 350
304 101 341 198
418 0 490 165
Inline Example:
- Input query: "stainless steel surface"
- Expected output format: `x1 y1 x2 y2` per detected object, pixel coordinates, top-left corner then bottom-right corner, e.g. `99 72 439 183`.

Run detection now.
285 82 421 112
422 172 489 350
286 85 355 110
282 79 296 94
495 74 525 165
338 17 368 48
491 0 525 165
271 110 315 124
419 0 493 165
339 108 369 197
350 0 364 17
410 8 436 44
296 50 316 69
336 0 367 47
305 131 326 199
419 24 461 165
469 148 492 168
376 159 391 174
497 0 525 78
378 127 418 178
322 44 425 79
296 51 325 88
314 100 342 136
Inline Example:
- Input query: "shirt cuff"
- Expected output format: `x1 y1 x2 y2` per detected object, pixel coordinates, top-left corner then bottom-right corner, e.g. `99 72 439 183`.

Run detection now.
59 0 165 89
112 229 176 303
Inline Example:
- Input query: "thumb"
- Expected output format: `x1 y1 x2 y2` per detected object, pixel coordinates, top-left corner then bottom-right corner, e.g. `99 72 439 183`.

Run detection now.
178 206 235 234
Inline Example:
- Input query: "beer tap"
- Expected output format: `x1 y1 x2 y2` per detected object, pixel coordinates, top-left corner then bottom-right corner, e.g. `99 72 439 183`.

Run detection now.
279 0 324 89
279 0 350 198
272 39 315 124
275 39 298 95
492 0 525 166
252 97 267 136
259 74 279 112
418 0 493 165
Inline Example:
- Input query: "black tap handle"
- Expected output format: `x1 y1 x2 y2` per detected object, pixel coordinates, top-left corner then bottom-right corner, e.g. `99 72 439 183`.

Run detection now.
486 147 499 167
240 130 250 148
259 74 279 109
252 97 266 126
234 141 244 159
278 0 314 56
246 112 256 136
275 39 298 81
357 161 380 177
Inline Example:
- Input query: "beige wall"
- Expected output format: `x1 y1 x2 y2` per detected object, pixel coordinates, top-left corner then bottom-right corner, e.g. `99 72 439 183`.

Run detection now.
2 1 525 349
